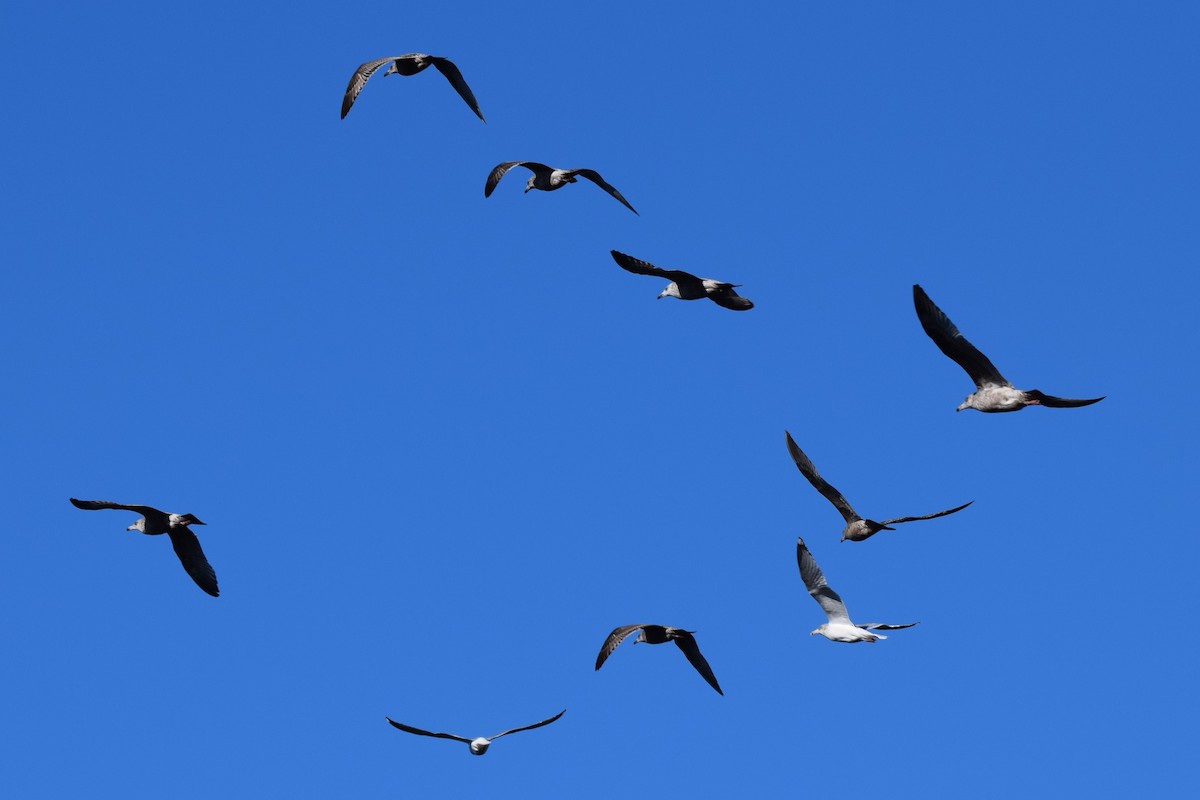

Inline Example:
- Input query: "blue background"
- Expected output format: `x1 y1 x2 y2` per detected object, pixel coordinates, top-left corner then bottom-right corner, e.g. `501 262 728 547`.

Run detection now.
2 2 1196 797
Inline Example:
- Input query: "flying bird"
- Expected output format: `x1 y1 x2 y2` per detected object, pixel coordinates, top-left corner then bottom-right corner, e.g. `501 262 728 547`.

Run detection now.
385 709 565 755
785 431 972 542
595 624 723 695
796 537 916 642
913 284 1104 413
69 498 218 597
484 162 638 215
341 54 484 121
610 250 753 310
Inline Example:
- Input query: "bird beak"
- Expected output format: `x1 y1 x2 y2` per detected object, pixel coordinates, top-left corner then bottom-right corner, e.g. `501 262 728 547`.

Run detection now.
523 187 532 193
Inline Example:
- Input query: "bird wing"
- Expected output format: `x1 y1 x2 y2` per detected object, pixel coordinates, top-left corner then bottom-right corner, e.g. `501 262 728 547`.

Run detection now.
912 284 1010 389
489 709 566 741
484 161 550 197
167 527 219 597
881 500 974 526
385 717 473 743
672 633 724 695
856 622 919 631
796 537 852 625
69 498 164 517
429 57 485 121
595 624 646 670
1023 390 1105 408
570 169 638 215
783 433 860 524
341 56 401 119
707 285 754 311
609 251 693 282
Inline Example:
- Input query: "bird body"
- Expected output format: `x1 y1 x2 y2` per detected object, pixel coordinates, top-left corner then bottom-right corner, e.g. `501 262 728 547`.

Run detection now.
912 284 1104 413
341 53 484 121
69 498 218 597
485 162 638 214
784 432 972 542
795 537 916 642
595 624 723 695
610 250 753 310
385 710 565 755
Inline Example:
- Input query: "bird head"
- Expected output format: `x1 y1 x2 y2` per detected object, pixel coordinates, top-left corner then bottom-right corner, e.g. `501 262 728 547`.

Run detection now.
469 738 491 755
957 396 973 412
126 518 146 533
809 625 826 637
523 177 536 193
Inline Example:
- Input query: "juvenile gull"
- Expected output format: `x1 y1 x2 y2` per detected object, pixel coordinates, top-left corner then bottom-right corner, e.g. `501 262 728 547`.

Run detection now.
611 250 753 310
785 431 972 542
341 54 484 121
385 709 565 755
69 498 218 597
484 162 638 215
796 537 916 643
913 284 1104 413
595 624 723 695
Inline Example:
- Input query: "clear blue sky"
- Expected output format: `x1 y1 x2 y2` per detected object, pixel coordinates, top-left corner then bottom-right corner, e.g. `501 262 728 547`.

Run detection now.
2 1 1197 797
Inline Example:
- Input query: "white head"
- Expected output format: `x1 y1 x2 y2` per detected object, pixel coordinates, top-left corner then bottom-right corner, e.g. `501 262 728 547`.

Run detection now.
809 625 826 638
126 518 146 533
657 283 680 300
523 176 537 193
957 395 975 412
469 738 491 755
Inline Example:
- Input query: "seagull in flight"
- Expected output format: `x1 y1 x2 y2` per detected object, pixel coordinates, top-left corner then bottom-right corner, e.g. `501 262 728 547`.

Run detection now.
796 537 916 642
385 709 565 755
69 498 218 597
595 624 723 695
484 162 638 214
785 431 972 542
913 284 1104 413
610 250 753 310
341 54 484 121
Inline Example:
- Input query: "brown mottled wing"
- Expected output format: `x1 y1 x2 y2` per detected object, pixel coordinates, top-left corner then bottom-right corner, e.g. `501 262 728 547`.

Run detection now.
609 251 692 283
708 284 754 311
784 432 860 525
489 709 566 741
484 161 550 197
672 633 723 695
385 718 472 744
430 57 484 121
341 57 399 119
571 169 638 215
595 624 645 670
1023 390 1105 408
167 527 219 597
881 500 974 526
913 284 1009 389
796 537 852 625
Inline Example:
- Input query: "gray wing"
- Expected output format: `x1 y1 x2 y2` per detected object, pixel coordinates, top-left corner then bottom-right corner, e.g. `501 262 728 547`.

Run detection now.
1023 390 1105 408
857 622 919 631
881 500 974 526
708 284 754 311
595 624 645 670
570 169 638 215
672 633 723 695
167 527 219 597
69 498 163 517
385 717 473 744
429 57 485 122
489 709 566 741
913 284 1009 389
609 251 694 283
784 433 861 524
341 56 400 119
796 537 852 625
484 161 551 197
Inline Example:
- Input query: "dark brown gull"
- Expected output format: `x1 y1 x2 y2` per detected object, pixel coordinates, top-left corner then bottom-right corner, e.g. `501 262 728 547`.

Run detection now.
796 537 917 643
611 250 753 310
385 709 565 755
69 498 218 597
341 54 484 121
785 431 972 542
595 624 723 695
913 284 1104 413
484 161 638 215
